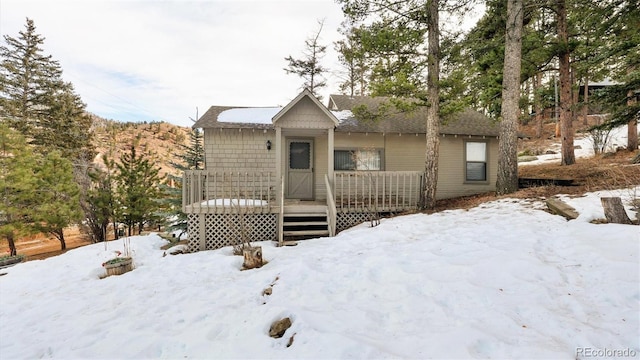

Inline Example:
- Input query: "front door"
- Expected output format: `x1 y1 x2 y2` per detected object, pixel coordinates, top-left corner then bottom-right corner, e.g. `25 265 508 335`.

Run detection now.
286 139 314 199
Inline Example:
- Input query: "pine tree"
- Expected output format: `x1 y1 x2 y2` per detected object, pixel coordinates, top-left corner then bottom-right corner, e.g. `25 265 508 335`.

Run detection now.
165 127 205 236
496 0 524 195
594 0 640 150
116 142 163 236
171 128 204 171
284 20 328 99
335 24 370 96
34 83 95 160
79 154 118 243
0 123 38 256
337 0 454 209
32 150 83 250
0 18 62 135
357 20 427 98
0 18 94 161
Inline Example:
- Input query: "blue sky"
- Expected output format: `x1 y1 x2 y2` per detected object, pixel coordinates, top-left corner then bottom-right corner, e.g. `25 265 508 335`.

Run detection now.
0 0 347 127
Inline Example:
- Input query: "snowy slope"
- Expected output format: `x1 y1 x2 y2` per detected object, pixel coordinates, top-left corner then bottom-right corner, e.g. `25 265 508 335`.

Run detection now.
0 188 638 359
521 125 632 165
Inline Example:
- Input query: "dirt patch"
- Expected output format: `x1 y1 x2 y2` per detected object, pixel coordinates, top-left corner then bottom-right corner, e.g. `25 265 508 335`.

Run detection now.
2 226 93 261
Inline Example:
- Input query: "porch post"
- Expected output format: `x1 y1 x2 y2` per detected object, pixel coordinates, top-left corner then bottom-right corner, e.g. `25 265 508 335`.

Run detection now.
328 127 334 185
275 126 282 202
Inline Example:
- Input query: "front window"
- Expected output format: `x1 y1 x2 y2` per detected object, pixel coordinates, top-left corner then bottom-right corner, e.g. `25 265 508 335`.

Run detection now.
465 141 487 182
334 149 382 171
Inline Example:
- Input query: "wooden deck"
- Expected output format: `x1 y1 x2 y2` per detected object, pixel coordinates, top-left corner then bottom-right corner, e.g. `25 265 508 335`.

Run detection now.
182 171 423 251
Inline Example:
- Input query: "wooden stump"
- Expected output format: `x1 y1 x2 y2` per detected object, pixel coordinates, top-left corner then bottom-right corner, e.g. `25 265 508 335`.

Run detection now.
601 197 634 225
242 246 263 269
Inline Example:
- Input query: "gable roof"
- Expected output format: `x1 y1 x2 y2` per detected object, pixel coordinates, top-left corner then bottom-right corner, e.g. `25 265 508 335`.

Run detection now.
194 93 499 137
329 94 500 137
193 89 339 130
272 88 339 127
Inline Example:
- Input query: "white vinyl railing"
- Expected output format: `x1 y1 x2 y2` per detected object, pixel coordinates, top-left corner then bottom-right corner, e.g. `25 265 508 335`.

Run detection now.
333 171 423 213
182 171 275 214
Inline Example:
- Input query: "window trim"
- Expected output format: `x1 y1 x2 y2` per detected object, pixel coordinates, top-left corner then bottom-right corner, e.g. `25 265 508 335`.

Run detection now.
463 140 489 184
334 148 385 171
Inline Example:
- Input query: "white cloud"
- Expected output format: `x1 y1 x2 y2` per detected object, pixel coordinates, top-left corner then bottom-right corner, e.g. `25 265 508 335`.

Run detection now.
1 0 345 126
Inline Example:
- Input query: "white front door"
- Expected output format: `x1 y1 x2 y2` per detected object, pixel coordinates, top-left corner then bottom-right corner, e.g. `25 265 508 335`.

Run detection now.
286 139 314 199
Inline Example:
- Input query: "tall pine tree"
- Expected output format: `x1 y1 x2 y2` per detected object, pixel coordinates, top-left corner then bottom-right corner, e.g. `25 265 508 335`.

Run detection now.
164 126 205 237
116 141 163 236
284 20 328 99
0 18 94 162
0 123 38 256
32 150 83 250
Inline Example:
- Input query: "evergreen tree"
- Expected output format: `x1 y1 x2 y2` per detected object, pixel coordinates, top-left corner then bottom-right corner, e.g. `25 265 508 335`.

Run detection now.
0 123 38 256
338 0 457 208
0 18 94 161
335 23 370 97
357 20 428 98
165 127 205 237
34 83 95 160
594 0 639 150
79 154 117 243
171 127 204 171
0 18 62 135
116 142 163 236
284 20 328 99
496 0 523 195
32 150 83 250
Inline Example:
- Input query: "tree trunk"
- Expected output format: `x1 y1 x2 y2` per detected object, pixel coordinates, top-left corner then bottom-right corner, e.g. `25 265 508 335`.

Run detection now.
56 228 66 250
628 88 638 151
423 0 440 210
534 73 543 138
601 197 633 225
557 0 575 165
113 220 118 240
582 76 589 126
6 234 17 257
496 0 524 195
629 118 638 151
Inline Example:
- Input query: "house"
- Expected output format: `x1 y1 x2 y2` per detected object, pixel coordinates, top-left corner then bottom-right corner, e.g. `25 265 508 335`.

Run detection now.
183 89 499 252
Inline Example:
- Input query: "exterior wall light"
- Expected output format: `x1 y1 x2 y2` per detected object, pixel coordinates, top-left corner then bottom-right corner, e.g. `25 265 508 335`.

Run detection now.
266 140 272 150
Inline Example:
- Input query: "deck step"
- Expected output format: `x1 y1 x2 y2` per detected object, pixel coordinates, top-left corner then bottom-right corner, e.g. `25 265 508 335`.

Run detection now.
283 230 330 236
283 205 328 214
283 221 328 226
283 213 327 217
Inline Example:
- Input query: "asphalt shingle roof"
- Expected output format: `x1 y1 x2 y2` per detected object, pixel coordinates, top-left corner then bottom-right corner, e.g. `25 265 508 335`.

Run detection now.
194 94 500 137
330 95 500 137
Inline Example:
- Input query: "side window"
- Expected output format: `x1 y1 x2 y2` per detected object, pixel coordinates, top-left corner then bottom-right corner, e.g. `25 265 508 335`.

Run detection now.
465 141 487 182
334 149 382 171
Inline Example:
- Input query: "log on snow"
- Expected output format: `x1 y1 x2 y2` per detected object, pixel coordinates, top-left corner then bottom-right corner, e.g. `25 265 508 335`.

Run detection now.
546 198 579 220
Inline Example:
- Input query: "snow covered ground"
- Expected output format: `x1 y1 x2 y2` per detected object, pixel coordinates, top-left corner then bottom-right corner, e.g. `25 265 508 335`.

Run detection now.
1 188 638 359
521 125 632 165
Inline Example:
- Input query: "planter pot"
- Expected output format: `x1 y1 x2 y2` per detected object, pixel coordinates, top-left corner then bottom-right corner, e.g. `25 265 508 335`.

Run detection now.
103 257 133 276
0 255 25 269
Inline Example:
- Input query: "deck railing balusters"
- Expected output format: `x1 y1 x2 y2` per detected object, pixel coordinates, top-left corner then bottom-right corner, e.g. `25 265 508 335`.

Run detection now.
182 170 422 215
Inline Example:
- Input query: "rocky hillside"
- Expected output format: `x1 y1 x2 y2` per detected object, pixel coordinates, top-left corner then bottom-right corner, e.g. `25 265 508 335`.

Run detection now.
90 115 192 179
